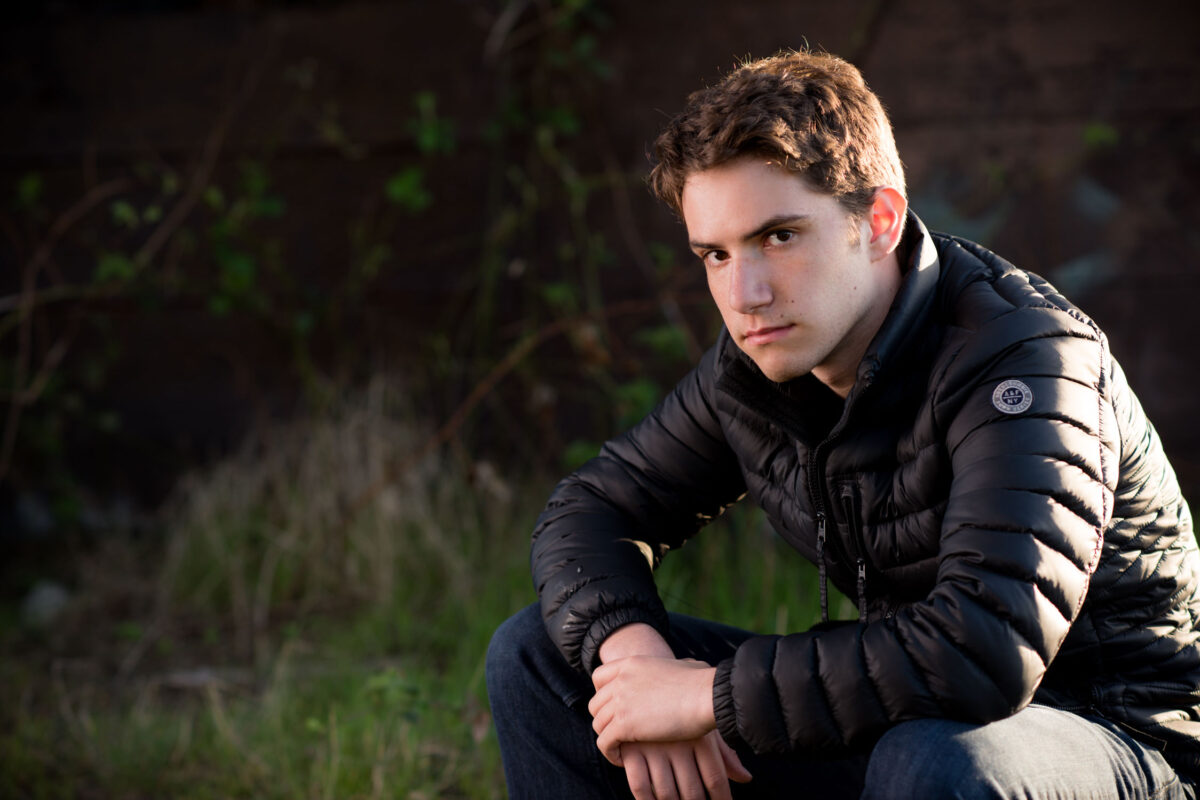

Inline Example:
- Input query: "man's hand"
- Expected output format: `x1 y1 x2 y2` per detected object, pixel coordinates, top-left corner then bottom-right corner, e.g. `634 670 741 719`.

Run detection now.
618 736 752 800
589 655 719 761
592 624 752 798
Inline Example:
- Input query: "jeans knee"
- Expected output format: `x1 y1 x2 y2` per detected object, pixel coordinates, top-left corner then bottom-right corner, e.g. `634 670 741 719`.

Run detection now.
863 718 999 800
487 606 533 682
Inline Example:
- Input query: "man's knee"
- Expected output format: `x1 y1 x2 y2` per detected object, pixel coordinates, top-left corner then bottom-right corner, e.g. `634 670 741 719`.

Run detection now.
486 603 543 692
863 718 1000 800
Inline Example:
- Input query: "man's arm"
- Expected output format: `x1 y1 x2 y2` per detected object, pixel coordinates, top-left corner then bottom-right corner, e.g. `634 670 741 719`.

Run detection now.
531 336 745 675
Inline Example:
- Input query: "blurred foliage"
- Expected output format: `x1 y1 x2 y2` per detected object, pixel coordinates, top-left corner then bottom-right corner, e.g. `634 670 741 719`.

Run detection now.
0 381 835 798
0 0 705 523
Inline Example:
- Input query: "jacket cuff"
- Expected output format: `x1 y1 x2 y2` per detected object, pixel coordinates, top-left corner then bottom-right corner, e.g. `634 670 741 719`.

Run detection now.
713 656 748 751
580 605 670 674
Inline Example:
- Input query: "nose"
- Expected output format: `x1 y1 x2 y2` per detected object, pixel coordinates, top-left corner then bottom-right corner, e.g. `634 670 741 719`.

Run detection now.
726 252 772 314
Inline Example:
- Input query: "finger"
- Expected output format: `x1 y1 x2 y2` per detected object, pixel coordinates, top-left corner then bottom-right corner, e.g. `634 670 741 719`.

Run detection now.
716 736 753 783
646 751 680 800
624 750 654 800
694 735 733 800
587 684 610 718
591 662 615 690
596 725 623 767
668 747 707 800
591 704 614 737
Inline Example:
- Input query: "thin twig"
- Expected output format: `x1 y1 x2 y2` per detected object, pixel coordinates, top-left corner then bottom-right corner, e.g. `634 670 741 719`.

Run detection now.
0 178 130 329
14 312 81 405
134 42 270 271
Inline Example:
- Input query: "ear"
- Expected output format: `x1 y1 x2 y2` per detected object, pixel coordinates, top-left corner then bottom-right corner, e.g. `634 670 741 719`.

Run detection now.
866 186 907 262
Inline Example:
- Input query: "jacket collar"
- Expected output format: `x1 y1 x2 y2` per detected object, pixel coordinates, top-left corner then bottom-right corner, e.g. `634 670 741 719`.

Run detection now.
855 210 941 385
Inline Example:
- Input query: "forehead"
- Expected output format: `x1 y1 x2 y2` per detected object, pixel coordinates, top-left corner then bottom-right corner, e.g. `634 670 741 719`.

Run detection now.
680 158 844 239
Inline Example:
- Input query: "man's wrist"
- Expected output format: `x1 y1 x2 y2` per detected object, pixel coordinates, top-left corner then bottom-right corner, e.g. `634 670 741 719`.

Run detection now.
598 622 674 663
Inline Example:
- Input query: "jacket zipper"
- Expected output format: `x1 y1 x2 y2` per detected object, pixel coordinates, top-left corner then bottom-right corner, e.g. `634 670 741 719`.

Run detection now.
816 512 829 623
808 447 874 623
796 361 880 624
841 492 869 620
809 440 838 623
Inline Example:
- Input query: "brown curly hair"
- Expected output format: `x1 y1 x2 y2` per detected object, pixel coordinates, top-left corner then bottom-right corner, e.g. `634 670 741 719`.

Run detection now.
649 50 905 220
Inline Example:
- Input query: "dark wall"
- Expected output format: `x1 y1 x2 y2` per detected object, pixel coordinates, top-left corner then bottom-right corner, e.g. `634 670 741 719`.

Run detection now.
3 0 1199 512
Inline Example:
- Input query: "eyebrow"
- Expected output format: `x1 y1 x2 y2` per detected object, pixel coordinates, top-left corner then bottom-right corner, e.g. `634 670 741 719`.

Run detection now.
688 214 813 252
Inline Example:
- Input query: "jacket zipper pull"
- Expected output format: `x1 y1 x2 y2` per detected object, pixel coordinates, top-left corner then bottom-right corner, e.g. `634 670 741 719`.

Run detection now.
816 512 829 623
856 558 867 621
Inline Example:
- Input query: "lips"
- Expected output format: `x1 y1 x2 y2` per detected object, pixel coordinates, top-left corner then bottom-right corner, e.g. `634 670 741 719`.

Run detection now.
743 325 793 346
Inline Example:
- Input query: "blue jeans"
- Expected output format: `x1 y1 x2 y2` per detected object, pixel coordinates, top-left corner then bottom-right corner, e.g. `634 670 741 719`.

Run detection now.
487 603 1195 799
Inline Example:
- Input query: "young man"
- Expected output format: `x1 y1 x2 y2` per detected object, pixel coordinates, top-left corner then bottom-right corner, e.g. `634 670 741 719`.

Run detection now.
487 50 1200 799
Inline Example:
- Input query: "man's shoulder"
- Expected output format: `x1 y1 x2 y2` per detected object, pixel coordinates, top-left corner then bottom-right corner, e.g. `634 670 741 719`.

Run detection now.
930 230 1102 340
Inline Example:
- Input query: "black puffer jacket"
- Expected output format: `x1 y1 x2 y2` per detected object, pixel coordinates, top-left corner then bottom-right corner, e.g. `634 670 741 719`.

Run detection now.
531 214 1200 777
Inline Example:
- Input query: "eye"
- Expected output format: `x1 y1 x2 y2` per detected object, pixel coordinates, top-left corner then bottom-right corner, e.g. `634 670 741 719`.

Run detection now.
766 230 793 246
701 250 730 268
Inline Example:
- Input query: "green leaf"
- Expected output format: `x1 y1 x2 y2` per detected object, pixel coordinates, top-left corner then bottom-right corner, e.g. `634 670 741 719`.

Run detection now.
647 241 676 278
563 439 601 471
1083 122 1119 149
94 252 136 283
15 173 42 209
543 106 580 137
384 167 433 212
541 281 577 312
409 91 457 155
615 378 662 429
240 160 269 198
110 200 139 228
208 294 233 316
203 185 225 210
217 250 257 295
142 204 163 224
414 91 437 117
253 195 286 218
414 120 456 155
115 621 143 641
634 324 690 363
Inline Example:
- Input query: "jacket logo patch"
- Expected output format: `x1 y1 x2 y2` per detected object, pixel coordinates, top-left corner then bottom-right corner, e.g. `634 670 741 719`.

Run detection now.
992 379 1033 414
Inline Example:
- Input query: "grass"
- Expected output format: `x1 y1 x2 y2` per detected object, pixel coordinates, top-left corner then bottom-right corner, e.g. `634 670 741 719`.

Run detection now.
1 377 840 798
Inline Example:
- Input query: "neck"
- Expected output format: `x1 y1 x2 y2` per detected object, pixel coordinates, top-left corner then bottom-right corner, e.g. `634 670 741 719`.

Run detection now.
813 251 904 398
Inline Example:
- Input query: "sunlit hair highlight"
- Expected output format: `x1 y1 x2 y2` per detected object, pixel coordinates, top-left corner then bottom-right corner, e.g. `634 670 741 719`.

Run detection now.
649 50 906 221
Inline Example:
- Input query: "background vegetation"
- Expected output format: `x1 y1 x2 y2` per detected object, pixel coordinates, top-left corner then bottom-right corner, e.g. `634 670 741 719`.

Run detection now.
3 378 843 797
2 0 1198 796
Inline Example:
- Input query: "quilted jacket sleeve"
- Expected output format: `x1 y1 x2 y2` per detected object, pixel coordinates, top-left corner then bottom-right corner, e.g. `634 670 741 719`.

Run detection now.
531 337 746 674
713 296 1119 755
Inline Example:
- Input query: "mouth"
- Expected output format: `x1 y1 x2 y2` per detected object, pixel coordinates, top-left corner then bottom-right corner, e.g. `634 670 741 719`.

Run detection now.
742 325 793 346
